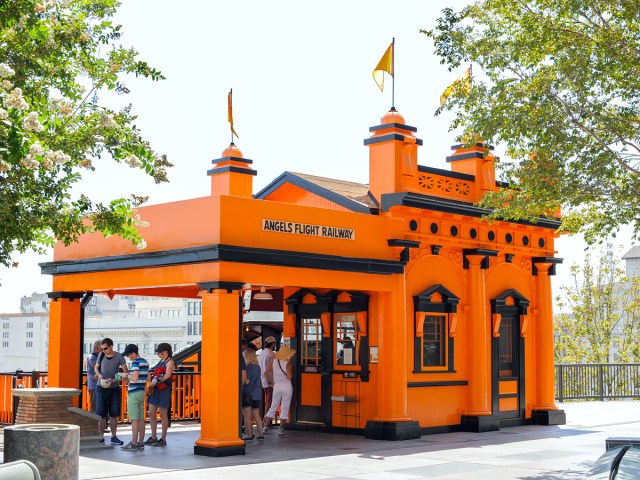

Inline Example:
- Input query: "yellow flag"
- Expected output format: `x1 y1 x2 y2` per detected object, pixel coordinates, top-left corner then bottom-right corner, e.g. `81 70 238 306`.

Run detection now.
372 42 394 92
228 90 239 139
439 68 472 107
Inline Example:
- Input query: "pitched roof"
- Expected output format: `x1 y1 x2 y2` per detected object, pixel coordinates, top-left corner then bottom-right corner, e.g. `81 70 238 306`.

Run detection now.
254 171 375 213
622 246 640 260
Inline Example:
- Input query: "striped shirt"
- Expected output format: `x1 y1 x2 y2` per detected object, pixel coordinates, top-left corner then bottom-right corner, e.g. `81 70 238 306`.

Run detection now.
128 357 149 393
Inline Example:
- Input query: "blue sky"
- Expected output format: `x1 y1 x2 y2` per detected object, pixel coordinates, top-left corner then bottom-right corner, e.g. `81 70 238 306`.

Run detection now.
0 0 633 313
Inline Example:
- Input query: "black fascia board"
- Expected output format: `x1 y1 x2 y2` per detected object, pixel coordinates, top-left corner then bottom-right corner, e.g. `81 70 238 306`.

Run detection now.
47 291 85 300
254 172 371 214
417 165 475 182
387 239 421 249
211 156 253 165
363 133 424 146
369 123 417 133
380 192 562 230
39 244 404 276
207 166 257 176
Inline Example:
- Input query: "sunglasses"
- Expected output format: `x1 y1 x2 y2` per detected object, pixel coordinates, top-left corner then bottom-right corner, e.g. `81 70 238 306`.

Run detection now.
101 346 111 351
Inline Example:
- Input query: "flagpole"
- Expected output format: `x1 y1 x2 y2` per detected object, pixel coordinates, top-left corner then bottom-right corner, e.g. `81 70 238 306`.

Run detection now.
230 88 234 145
391 37 395 111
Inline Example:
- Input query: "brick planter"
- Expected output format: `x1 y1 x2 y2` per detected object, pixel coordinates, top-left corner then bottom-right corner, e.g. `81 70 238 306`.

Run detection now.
12 388 101 443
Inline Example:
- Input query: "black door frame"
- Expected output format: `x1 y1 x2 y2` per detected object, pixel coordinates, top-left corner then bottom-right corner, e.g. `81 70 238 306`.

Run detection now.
490 289 529 425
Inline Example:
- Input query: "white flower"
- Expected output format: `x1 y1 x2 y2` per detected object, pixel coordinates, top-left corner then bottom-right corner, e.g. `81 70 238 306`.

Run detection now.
4 88 28 110
22 112 44 132
99 114 117 128
0 159 10 173
29 142 44 155
79 158 93 169
0 108 8 120
125 155 142 168
41 157 54 170
0 79 13 90
0 63 15 78
136 239 147 250
44 150 71 165
21 155 39 169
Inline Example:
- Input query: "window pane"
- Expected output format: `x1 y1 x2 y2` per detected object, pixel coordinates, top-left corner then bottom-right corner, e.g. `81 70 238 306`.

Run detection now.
335 313 358 366
498 317 514 377
422 315 445 367
301 317 321 366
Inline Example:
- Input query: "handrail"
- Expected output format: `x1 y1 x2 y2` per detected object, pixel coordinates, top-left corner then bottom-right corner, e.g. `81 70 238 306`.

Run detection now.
0 371 201 425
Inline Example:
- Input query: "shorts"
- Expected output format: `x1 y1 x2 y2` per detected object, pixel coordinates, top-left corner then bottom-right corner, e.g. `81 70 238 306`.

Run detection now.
148 382 171 410
127 389 145 420
96 386 121 418
243 397 261 409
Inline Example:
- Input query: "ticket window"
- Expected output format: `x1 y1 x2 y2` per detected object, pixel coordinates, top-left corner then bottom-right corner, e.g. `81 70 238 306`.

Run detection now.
335 313 358 368
301 317 322 370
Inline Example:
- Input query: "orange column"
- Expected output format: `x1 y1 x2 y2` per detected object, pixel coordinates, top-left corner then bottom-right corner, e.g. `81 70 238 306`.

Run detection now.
47 294 83 389
534 263 558 410
365 274 419 440
195 287 245 457
464 255 492 416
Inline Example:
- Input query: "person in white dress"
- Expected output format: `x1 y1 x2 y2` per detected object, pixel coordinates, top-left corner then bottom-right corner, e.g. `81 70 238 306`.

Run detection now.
263 345 295 435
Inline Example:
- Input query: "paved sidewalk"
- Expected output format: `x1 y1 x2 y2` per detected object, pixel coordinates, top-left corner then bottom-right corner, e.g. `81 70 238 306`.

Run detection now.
2 402 639 479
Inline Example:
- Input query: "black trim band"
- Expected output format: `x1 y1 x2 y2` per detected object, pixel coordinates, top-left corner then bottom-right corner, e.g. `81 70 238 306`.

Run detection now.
47 291 85 300
369 123 417 133
40 244 405 276
364 133 424 146
446 152 486 162
211 156 253 165
380 192 562 230
532 256 563 276
408 381 468 387
207 166 257 176
450 143 494 150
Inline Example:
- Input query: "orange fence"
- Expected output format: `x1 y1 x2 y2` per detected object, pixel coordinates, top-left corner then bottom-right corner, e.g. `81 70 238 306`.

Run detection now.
0 371 201 425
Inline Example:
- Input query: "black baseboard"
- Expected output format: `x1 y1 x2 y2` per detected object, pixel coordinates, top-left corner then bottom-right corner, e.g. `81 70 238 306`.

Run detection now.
532 409 566 426
194 444 245 457
420 424 462 435
461 414 500 432
364 420 421 440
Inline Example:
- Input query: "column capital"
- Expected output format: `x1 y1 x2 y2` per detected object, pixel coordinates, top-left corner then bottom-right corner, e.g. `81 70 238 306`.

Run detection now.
197 281 244 293
463 248 498 269
47 291 85 301
532 257 563 276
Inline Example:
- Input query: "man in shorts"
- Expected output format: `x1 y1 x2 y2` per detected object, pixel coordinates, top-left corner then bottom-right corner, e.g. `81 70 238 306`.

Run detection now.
94 337 128 445
120 344 149 451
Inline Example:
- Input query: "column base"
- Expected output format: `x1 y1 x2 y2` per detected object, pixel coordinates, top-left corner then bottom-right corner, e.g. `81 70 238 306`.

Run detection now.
461 415 500 432
194 444 245 457
364 420 421 441
532 409 566 426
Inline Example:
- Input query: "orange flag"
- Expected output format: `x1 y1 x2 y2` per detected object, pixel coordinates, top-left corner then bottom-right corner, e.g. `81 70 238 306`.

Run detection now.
228 89 239 139
372 42 394 92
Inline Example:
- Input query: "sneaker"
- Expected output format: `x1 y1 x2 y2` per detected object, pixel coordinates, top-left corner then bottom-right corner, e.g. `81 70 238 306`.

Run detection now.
121 442 138 451
277 429 285 436
110 436 124 445
262 426 268 434
144 437 158 445
153 438 167 447
136 443 145 450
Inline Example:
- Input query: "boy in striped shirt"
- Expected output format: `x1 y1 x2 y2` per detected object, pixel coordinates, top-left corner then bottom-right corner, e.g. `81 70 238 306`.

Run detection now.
121 344 149 451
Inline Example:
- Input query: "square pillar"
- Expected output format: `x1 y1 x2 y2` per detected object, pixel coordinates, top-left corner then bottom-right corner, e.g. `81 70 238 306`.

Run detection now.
47 293 83 390
194 283 245 457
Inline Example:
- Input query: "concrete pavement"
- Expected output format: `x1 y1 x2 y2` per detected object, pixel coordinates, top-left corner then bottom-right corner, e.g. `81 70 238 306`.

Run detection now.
2 401 639 479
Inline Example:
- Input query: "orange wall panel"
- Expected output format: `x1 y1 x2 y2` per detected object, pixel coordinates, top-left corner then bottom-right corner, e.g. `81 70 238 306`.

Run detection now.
407 386 464 427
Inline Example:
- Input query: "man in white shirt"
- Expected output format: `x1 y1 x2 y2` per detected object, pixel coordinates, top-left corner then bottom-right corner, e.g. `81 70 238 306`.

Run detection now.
258 336 276 432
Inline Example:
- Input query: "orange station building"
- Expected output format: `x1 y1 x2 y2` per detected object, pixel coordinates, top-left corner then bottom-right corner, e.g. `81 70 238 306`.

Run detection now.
41 109 566 456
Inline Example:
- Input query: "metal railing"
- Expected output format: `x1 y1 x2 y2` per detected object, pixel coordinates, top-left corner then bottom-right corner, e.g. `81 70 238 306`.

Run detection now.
555 364 640 401
0 371 201 425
